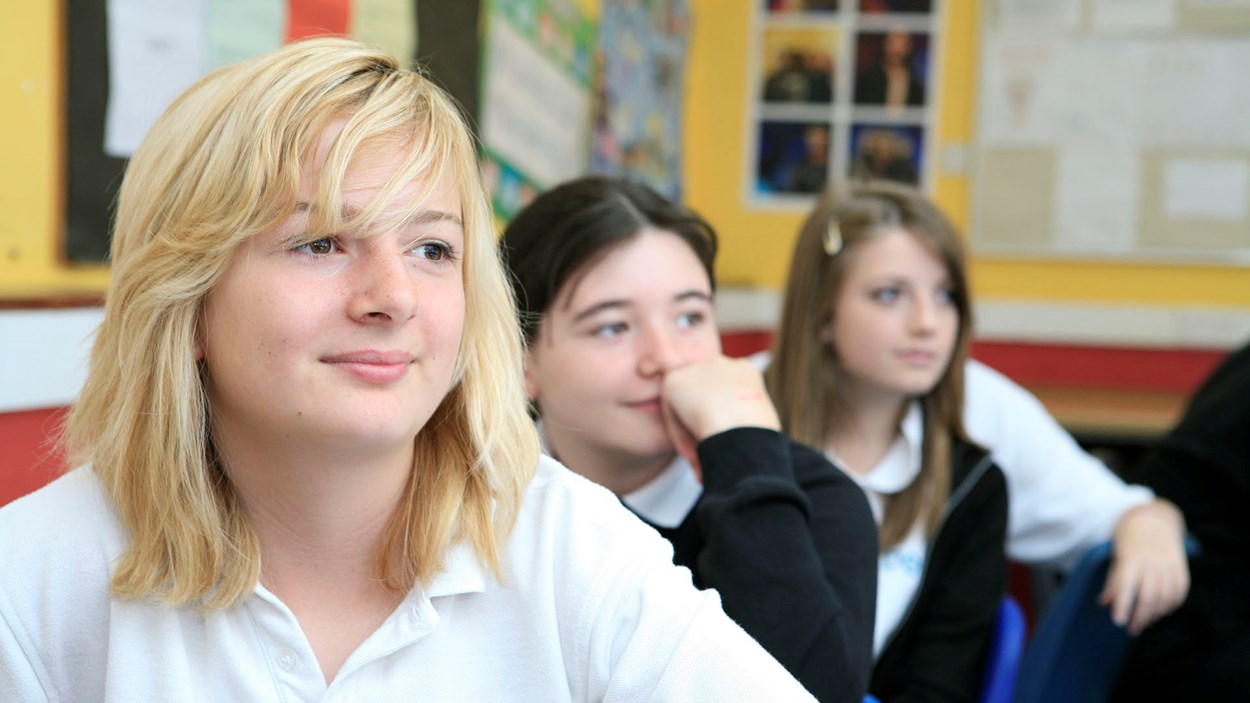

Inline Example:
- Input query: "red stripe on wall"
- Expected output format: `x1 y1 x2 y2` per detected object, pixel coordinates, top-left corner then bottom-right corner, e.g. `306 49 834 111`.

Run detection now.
969 341 1226 394
0 407 69 507
720 330 1227 395
286 0 351 41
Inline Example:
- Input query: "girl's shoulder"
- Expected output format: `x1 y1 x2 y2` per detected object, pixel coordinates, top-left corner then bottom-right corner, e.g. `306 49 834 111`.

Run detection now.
947 438 1007 503
0 466 126 562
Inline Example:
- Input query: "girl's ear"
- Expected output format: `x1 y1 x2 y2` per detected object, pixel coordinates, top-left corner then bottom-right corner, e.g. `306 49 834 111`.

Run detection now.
818 311 835 345
523 349 540 401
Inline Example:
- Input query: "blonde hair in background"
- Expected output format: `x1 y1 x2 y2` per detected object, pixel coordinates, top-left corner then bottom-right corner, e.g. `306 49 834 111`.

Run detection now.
63 37 539 610
765 180 972 550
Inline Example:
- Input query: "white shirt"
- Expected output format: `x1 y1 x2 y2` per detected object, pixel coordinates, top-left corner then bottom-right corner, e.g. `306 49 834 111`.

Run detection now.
752 351 1153 572
536 420 703 530
828 401 928 657
963 360 1153 570
0 458 816 702
621 454 703 529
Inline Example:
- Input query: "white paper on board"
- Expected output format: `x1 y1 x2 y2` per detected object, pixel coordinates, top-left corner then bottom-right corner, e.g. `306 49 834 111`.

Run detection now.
104 0 208 158
480 20 590 187
978 36 1064 145
1092 0 1176 31
1054 148 1140 253
1164 158 1250 221
1139 41 1250 149
997 0 1082 29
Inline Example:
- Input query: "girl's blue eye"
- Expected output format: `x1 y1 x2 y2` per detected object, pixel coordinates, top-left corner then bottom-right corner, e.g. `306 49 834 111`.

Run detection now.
938 288 956 305
593 322 629 339
295 238 336 255
676 311 705 329
872 287 900 303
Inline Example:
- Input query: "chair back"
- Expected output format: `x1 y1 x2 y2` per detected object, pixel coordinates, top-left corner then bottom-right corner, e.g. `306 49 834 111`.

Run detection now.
980 595 1027 703
1012 541 1135 703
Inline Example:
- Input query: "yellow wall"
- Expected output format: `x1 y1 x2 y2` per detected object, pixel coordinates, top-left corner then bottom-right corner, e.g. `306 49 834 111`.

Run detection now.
5 1 1248 309
684 0 1250 308
0 2 110 300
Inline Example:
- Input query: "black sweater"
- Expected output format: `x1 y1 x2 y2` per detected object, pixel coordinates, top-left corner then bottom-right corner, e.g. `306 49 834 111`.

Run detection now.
868 439 1009 703
1114 341 1250 700
636 427 879 703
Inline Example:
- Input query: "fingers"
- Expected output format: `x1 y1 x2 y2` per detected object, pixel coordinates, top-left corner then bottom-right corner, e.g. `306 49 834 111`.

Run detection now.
1100 564 1135 629
1101 555 1192 635
661 357 780 438
660 398 702 481
1102 499 1193 633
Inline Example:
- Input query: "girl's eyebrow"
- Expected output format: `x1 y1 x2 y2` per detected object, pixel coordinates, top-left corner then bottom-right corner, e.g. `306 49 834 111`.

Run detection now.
291 201 464 228
571 299 632 324
571 289 711 324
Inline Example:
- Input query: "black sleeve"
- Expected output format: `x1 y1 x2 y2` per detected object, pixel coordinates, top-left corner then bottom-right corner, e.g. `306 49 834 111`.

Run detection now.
1139 344 1250 553
694 427 879 703
872 460 1009 703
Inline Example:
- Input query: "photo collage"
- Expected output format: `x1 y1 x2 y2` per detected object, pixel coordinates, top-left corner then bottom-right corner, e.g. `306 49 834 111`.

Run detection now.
751 0 939 205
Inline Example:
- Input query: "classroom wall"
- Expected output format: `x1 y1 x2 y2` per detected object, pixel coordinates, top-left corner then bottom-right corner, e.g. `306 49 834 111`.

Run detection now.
5 2 1250 306
683 0 1250 310
3 1 1248 503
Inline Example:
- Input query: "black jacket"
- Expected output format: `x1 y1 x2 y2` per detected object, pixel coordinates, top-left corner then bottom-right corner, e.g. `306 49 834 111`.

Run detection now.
1114 341 1250 701
869 439 1009 703
637 427 879 703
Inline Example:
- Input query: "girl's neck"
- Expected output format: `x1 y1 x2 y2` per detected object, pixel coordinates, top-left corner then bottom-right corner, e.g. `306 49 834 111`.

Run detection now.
216 429 414 581
545 427 674 497
828 382 908 476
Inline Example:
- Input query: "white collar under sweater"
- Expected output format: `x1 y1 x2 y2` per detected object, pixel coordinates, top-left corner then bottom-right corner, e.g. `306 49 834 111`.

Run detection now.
827 400 928 658
537 419 703 529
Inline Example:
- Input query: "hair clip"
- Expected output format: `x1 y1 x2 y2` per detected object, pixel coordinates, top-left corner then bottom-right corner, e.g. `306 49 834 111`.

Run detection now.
823 220 843 256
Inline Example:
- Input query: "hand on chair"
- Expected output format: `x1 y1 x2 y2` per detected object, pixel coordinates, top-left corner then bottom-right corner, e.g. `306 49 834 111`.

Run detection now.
1099 499 1190 635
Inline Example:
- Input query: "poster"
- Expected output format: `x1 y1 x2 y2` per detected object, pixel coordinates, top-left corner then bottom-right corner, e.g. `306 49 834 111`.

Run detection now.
591 0 691 201
479 0 594 219
748 2 941 207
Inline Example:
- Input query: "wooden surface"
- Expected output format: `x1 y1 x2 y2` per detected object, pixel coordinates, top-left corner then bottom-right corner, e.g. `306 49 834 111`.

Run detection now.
1029 386 1188 443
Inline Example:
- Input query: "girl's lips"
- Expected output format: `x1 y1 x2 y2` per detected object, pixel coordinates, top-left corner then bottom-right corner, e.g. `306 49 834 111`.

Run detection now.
896 350 937 364
322 350 414 384
329 361 409 384
626 398 664 414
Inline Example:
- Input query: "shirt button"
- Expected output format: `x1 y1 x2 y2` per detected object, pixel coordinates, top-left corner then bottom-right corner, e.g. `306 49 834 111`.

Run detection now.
277 649 297 671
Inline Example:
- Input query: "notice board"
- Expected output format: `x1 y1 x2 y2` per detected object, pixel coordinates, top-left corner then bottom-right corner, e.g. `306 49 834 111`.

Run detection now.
972 0 1250 265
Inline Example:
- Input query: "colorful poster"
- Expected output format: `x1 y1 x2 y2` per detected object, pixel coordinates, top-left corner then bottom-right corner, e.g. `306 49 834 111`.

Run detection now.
591 0 691 201
479 0 595 219
747 2 940 208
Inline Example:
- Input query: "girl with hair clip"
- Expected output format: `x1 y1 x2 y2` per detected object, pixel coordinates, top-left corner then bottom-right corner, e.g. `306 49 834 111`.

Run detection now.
0 39 818 701
765 180 1008 702
502 175 879 703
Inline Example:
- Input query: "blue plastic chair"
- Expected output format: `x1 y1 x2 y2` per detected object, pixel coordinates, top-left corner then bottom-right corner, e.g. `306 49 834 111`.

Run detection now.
864 595 1025 703
981 595 1027 703
1012 539 1199 703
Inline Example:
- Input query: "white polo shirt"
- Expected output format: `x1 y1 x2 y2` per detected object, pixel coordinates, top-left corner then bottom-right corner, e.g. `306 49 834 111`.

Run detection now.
0 457 816 702
827 401 928 657
753 352 1153 572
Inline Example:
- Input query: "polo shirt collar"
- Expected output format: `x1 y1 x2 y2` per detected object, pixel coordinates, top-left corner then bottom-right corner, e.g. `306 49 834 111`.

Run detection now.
836 400 924 496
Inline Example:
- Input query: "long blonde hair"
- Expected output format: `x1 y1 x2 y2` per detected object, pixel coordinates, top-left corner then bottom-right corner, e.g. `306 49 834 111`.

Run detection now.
766 180 972 550
64 37 539 609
